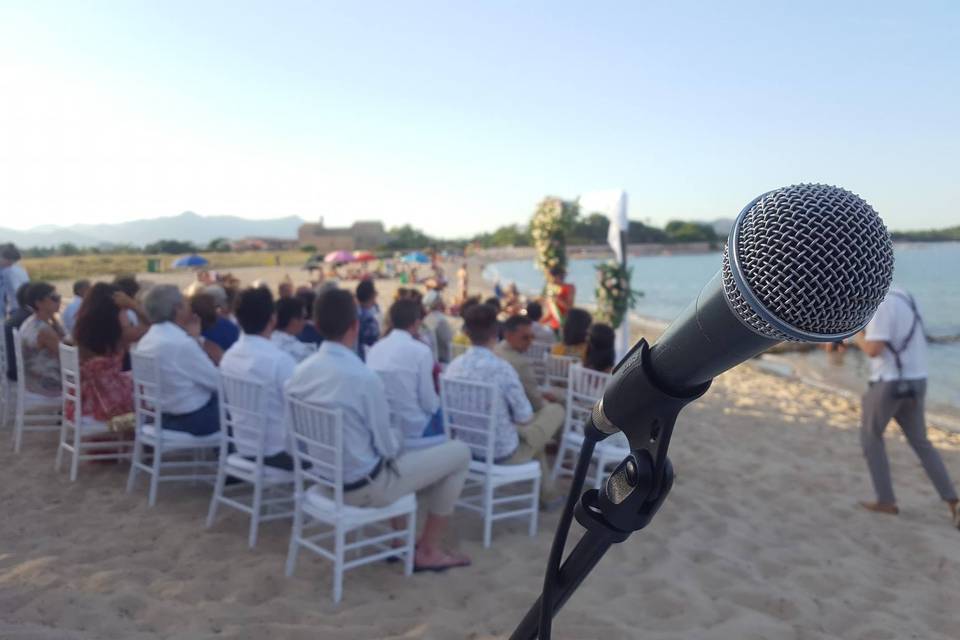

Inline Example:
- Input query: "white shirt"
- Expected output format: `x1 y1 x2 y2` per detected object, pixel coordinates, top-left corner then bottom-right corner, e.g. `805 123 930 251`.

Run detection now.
270 330 315 363
61 296 84 336
366 329 439 441
445 346 533 459
864 288 928 382
221 334 297 457
135 322 219 414
1 264 29 317
285 341 400 484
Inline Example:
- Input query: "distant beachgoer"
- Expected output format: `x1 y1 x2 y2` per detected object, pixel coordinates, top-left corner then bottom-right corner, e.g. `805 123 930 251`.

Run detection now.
355 280 380 360
542 266 575 332
854 287 959 529
525 301 556 344
271 297 314 363
0 243 30 319
583 323 616 373
19 283 65 398
61 279 91 337
551 307 592 360
457 262 469 303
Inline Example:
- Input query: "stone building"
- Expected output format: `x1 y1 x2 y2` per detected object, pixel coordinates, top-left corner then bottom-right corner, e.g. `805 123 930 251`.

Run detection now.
297 219 389 252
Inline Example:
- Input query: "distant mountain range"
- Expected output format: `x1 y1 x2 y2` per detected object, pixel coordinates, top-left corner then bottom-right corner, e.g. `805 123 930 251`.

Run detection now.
0 212 308 249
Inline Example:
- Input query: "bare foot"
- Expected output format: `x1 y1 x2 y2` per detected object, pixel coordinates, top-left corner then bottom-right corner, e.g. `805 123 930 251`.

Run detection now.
859 501 899 515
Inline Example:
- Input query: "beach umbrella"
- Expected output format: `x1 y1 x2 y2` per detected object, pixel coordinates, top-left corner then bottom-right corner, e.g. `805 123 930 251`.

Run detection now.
353 250 376 262
172 254 209 268
401 251 430 264
324 250 355 264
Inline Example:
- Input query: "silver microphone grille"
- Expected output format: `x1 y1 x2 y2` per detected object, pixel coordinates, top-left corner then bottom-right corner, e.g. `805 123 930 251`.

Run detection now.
722 183 894 342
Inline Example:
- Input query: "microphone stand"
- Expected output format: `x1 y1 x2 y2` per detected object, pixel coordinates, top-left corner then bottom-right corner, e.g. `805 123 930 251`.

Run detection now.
510 340 710 640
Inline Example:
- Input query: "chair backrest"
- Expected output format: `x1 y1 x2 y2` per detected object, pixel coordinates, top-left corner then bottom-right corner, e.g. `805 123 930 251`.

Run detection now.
565 364 611 436
59 343 80 425
130 350 162 429
545 354 578 389
285 394 345 507
218 370 268 459
440 375 497 465
525 341 552 386
12 327 26 395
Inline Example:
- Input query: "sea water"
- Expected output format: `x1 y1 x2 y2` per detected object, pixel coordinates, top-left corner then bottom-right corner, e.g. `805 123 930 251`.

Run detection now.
484 242 960 417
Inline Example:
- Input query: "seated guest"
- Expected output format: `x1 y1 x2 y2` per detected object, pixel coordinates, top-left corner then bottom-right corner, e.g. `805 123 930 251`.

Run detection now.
136 285 220 436
61 279 90 337
18 282 65 398
452 296 482 347
526 301 556 344
221 287 300 470
5 283 33 381
114 275 146 326
422 290 453 364
355 279 380 360
495 315 562 409
271 297 314 363
1 243 30 318
584 323 616 373
551 307 592 360
446 304 565 504
69 283 140 422
287 289 472 571
367 299 443 447
294 287 322 345
192 288 240 352
189 293 229 364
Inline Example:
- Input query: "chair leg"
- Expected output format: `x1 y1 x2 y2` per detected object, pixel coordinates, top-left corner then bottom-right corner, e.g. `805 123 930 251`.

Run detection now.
248 479 263 548
404 511 416 577
206 457 227 529
551 440 567 482
148 443 162 507
13 410 23 453
126 437 142 493
483 481 494 549
54 425 66 472
284 500 303 577
529 476 540 538
333 525 345 604
69 427 81 482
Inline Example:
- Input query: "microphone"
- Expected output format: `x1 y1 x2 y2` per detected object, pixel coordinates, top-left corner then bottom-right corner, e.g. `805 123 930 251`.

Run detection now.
594 183 895 438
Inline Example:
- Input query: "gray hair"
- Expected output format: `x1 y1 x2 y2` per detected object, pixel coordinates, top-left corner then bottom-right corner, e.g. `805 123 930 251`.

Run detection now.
144 285 184 324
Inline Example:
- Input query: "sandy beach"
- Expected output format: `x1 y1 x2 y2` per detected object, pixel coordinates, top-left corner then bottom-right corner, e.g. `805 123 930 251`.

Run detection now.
3 261 959 639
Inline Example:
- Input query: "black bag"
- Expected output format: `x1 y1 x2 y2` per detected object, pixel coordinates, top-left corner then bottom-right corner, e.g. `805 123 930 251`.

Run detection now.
885 292 922 400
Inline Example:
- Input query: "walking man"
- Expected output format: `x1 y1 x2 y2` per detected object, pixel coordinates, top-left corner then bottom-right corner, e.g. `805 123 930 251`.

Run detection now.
855 288 959 528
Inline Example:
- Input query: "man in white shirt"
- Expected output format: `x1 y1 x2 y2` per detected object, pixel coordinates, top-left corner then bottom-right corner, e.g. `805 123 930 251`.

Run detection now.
0 243 30 320
367 298 443 448
270 297 314 363
445 303 565 506
854 287 958 528
286 288 472 571
422 290 453 364
221 287 299 470
61 279 91 337
136 285 220 436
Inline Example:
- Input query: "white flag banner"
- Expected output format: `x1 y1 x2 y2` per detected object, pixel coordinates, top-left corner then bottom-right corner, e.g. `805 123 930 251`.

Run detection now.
579 189 631 361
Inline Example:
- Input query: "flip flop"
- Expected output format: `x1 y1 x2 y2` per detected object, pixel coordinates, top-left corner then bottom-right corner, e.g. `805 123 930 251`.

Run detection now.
413 552 471 573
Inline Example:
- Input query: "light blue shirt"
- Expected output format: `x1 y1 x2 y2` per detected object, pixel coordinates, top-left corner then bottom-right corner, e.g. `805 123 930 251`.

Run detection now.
1 264 29 319
285 341 400 483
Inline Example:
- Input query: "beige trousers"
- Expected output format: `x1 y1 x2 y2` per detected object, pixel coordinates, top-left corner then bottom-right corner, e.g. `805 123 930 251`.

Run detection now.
343 440 471 516
502 402 565 496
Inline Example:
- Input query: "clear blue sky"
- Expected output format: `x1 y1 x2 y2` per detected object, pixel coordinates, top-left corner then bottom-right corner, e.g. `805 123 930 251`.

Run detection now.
1 0 957 236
